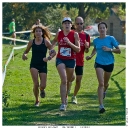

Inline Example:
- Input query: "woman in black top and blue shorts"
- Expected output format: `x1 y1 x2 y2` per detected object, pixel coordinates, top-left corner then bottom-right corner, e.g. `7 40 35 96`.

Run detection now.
86 22 121 113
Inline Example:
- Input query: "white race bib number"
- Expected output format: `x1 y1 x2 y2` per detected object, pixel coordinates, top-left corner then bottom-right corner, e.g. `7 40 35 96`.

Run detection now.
60 47 71 57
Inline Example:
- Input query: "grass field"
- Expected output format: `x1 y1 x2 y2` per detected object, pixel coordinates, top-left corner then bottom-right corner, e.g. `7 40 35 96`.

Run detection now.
2 39 126 126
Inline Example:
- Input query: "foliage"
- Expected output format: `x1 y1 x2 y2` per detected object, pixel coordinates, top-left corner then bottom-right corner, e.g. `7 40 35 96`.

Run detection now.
45 5 78 32
59 3 125 19
2 3 78 33
2 2 125 33
2 91 10 107
113 5 126 20
44 6 66 32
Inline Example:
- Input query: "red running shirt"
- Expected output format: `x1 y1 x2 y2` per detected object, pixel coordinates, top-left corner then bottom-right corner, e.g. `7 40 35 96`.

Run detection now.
76 31 90 66
57 30 76 60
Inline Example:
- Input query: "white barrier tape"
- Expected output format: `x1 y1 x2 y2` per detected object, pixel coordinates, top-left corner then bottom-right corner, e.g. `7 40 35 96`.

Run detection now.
2 49 14 86
2 66 6 86
2 41 28 86
13 44 27 50
2 36 29 43
15 30 32 34
119 45 126 48
3 30 56 35
4 49 14 68
3 30 32 35
17 31 56 35
51 32 56 36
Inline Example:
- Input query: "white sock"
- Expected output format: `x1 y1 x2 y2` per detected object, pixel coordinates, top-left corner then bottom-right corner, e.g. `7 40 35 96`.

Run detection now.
99 104 104 109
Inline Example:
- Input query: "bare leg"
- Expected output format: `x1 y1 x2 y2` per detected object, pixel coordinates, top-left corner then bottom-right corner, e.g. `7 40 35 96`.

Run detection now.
68 74 75 94
30 68 39 103
73 75 82 96
39 73 47 90
12 32 16 45
95 68 104 106
57 64 67 104
39 73 47 98
104 71 112 92
66 68 75 97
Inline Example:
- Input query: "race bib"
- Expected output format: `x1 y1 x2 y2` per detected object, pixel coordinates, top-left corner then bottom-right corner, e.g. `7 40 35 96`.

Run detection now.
60 47 71 57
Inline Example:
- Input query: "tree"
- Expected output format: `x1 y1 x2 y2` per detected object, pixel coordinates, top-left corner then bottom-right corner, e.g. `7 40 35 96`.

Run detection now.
2 2 125 33
59 3 125 20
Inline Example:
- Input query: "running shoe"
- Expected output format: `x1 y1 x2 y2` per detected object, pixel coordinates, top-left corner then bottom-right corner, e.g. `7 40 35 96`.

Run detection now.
71 96 77 104
99 108 105 113
60 104 67 111
40 89 45 98
35 101 40 107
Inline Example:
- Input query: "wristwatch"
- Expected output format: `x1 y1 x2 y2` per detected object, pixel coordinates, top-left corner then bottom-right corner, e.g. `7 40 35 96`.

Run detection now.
48 56 52 60
110 49 113 52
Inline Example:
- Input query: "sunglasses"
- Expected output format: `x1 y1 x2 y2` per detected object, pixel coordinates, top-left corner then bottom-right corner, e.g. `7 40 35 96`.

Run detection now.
76 23 83 25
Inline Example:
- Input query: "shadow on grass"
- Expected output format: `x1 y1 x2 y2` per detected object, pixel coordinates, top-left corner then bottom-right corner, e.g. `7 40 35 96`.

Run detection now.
3 90 125 126
111 68 126 77
2 68 125 126
111 67 126 107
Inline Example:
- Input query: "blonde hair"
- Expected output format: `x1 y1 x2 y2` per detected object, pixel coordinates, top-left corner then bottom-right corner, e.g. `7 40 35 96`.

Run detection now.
32 25 51 40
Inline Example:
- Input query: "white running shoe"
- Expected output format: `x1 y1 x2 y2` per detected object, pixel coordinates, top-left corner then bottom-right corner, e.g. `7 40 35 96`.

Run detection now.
71 96 77 104
60 104 66 111
34 101 40 107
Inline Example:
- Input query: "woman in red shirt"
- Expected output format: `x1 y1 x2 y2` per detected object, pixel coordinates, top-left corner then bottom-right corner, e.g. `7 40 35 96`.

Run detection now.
52 17 80 111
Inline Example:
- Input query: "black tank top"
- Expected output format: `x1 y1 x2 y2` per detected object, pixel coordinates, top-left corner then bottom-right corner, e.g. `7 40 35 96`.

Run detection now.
30 38 47 66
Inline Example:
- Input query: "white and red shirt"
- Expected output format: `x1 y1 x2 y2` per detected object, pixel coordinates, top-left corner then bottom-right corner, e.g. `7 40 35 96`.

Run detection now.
57 30 76 60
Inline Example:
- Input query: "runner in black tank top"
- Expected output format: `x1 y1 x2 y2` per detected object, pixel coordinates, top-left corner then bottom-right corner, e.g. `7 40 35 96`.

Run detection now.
30 38 47 73
22 25 56 107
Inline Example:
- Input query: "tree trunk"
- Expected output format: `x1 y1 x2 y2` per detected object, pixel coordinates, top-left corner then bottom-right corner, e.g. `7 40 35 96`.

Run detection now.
78 3 91 20
78 4 85 19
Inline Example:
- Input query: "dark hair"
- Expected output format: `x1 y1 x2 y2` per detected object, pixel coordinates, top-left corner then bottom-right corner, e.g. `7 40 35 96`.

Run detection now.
98 22 107 29
71 24 75 30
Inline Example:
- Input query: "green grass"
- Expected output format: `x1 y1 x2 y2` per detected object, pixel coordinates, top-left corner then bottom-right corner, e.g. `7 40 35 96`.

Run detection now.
2 40 126 126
